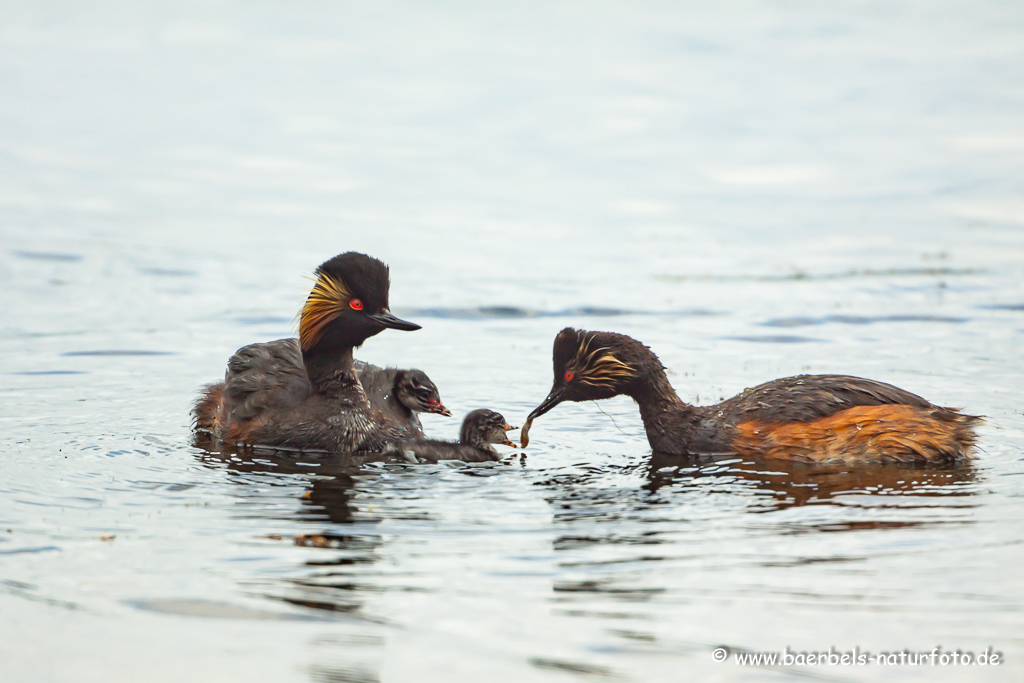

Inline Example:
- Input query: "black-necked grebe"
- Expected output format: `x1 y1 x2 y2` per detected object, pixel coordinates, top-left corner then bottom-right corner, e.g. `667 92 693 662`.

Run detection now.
194 345 451 441
522 328 980 463
192 252 421 452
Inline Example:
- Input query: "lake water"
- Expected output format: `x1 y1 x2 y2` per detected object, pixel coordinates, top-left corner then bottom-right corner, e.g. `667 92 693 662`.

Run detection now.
2 2 1023 681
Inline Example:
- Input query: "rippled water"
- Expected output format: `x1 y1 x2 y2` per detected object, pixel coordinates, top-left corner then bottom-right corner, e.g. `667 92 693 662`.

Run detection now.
2 2 1023 681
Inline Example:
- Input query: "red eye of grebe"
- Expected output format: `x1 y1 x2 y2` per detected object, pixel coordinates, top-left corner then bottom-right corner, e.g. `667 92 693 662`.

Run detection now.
349 299 363 310
564 371 574 382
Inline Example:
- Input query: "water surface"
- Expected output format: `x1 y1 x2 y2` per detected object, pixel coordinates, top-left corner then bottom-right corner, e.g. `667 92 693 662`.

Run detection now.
2 2 1023 681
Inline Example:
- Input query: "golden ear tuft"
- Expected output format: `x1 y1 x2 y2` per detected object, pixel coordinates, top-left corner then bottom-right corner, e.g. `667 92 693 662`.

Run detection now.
569 335 634 388
298 273 351 349
580 352 634 387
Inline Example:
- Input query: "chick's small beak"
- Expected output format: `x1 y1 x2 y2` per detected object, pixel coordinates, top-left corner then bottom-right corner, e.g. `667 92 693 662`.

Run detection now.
501 437 518 448
503 423 517 432
425 398 452 416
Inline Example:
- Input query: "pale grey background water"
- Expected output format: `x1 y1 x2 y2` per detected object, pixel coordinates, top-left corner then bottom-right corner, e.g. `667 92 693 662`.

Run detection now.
1 2 1023 681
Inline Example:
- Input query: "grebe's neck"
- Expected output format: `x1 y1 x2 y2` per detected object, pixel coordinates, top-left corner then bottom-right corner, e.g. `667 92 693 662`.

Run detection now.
302 346 363 399
627 366 700 452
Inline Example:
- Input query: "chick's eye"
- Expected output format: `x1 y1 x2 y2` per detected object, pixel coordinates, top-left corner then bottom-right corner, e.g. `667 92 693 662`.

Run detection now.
564 371 574 382
349 299 363 310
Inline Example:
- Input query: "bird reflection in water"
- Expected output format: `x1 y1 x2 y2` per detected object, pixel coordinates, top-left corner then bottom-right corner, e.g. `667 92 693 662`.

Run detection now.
192 436 392 682
535 451 980 616
644 450 980 514
534 452 978 520
193 433 382 524
192 434 392 614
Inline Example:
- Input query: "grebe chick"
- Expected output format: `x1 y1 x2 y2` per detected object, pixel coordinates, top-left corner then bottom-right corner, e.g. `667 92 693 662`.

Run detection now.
522 328 980 464
387 409 517 463
355 360 452 438
192 252 421 452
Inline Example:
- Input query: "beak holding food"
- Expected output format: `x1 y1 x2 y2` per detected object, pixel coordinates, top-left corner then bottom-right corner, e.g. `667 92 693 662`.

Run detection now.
520 387 565 448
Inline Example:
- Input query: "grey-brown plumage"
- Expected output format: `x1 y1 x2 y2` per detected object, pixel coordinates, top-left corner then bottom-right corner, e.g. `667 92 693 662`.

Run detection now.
355 360 452 437
523 328 980 463
214 337 308 427
194 336 449 441
191 252 423 452
386 409 517 463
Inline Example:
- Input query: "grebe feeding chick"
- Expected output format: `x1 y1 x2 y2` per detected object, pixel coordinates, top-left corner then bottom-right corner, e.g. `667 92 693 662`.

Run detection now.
522 328 979 463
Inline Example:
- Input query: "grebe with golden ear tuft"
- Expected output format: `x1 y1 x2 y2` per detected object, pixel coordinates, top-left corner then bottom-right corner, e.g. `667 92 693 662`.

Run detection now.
522 328 980 464
192 252 423 452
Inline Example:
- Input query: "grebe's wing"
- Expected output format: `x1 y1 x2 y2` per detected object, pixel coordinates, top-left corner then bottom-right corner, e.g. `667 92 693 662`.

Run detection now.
222 338 310 424
716 374 952 424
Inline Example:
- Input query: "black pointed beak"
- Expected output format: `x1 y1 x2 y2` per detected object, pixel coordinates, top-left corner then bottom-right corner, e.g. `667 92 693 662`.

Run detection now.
368 309 421 331
527 387 565 421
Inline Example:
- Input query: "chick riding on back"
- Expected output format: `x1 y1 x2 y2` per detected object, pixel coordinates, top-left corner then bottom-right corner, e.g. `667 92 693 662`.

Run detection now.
355 361 453 438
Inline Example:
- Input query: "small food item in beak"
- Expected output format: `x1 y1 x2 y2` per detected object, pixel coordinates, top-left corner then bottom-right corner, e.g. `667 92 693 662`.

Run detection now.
520 416 534 448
